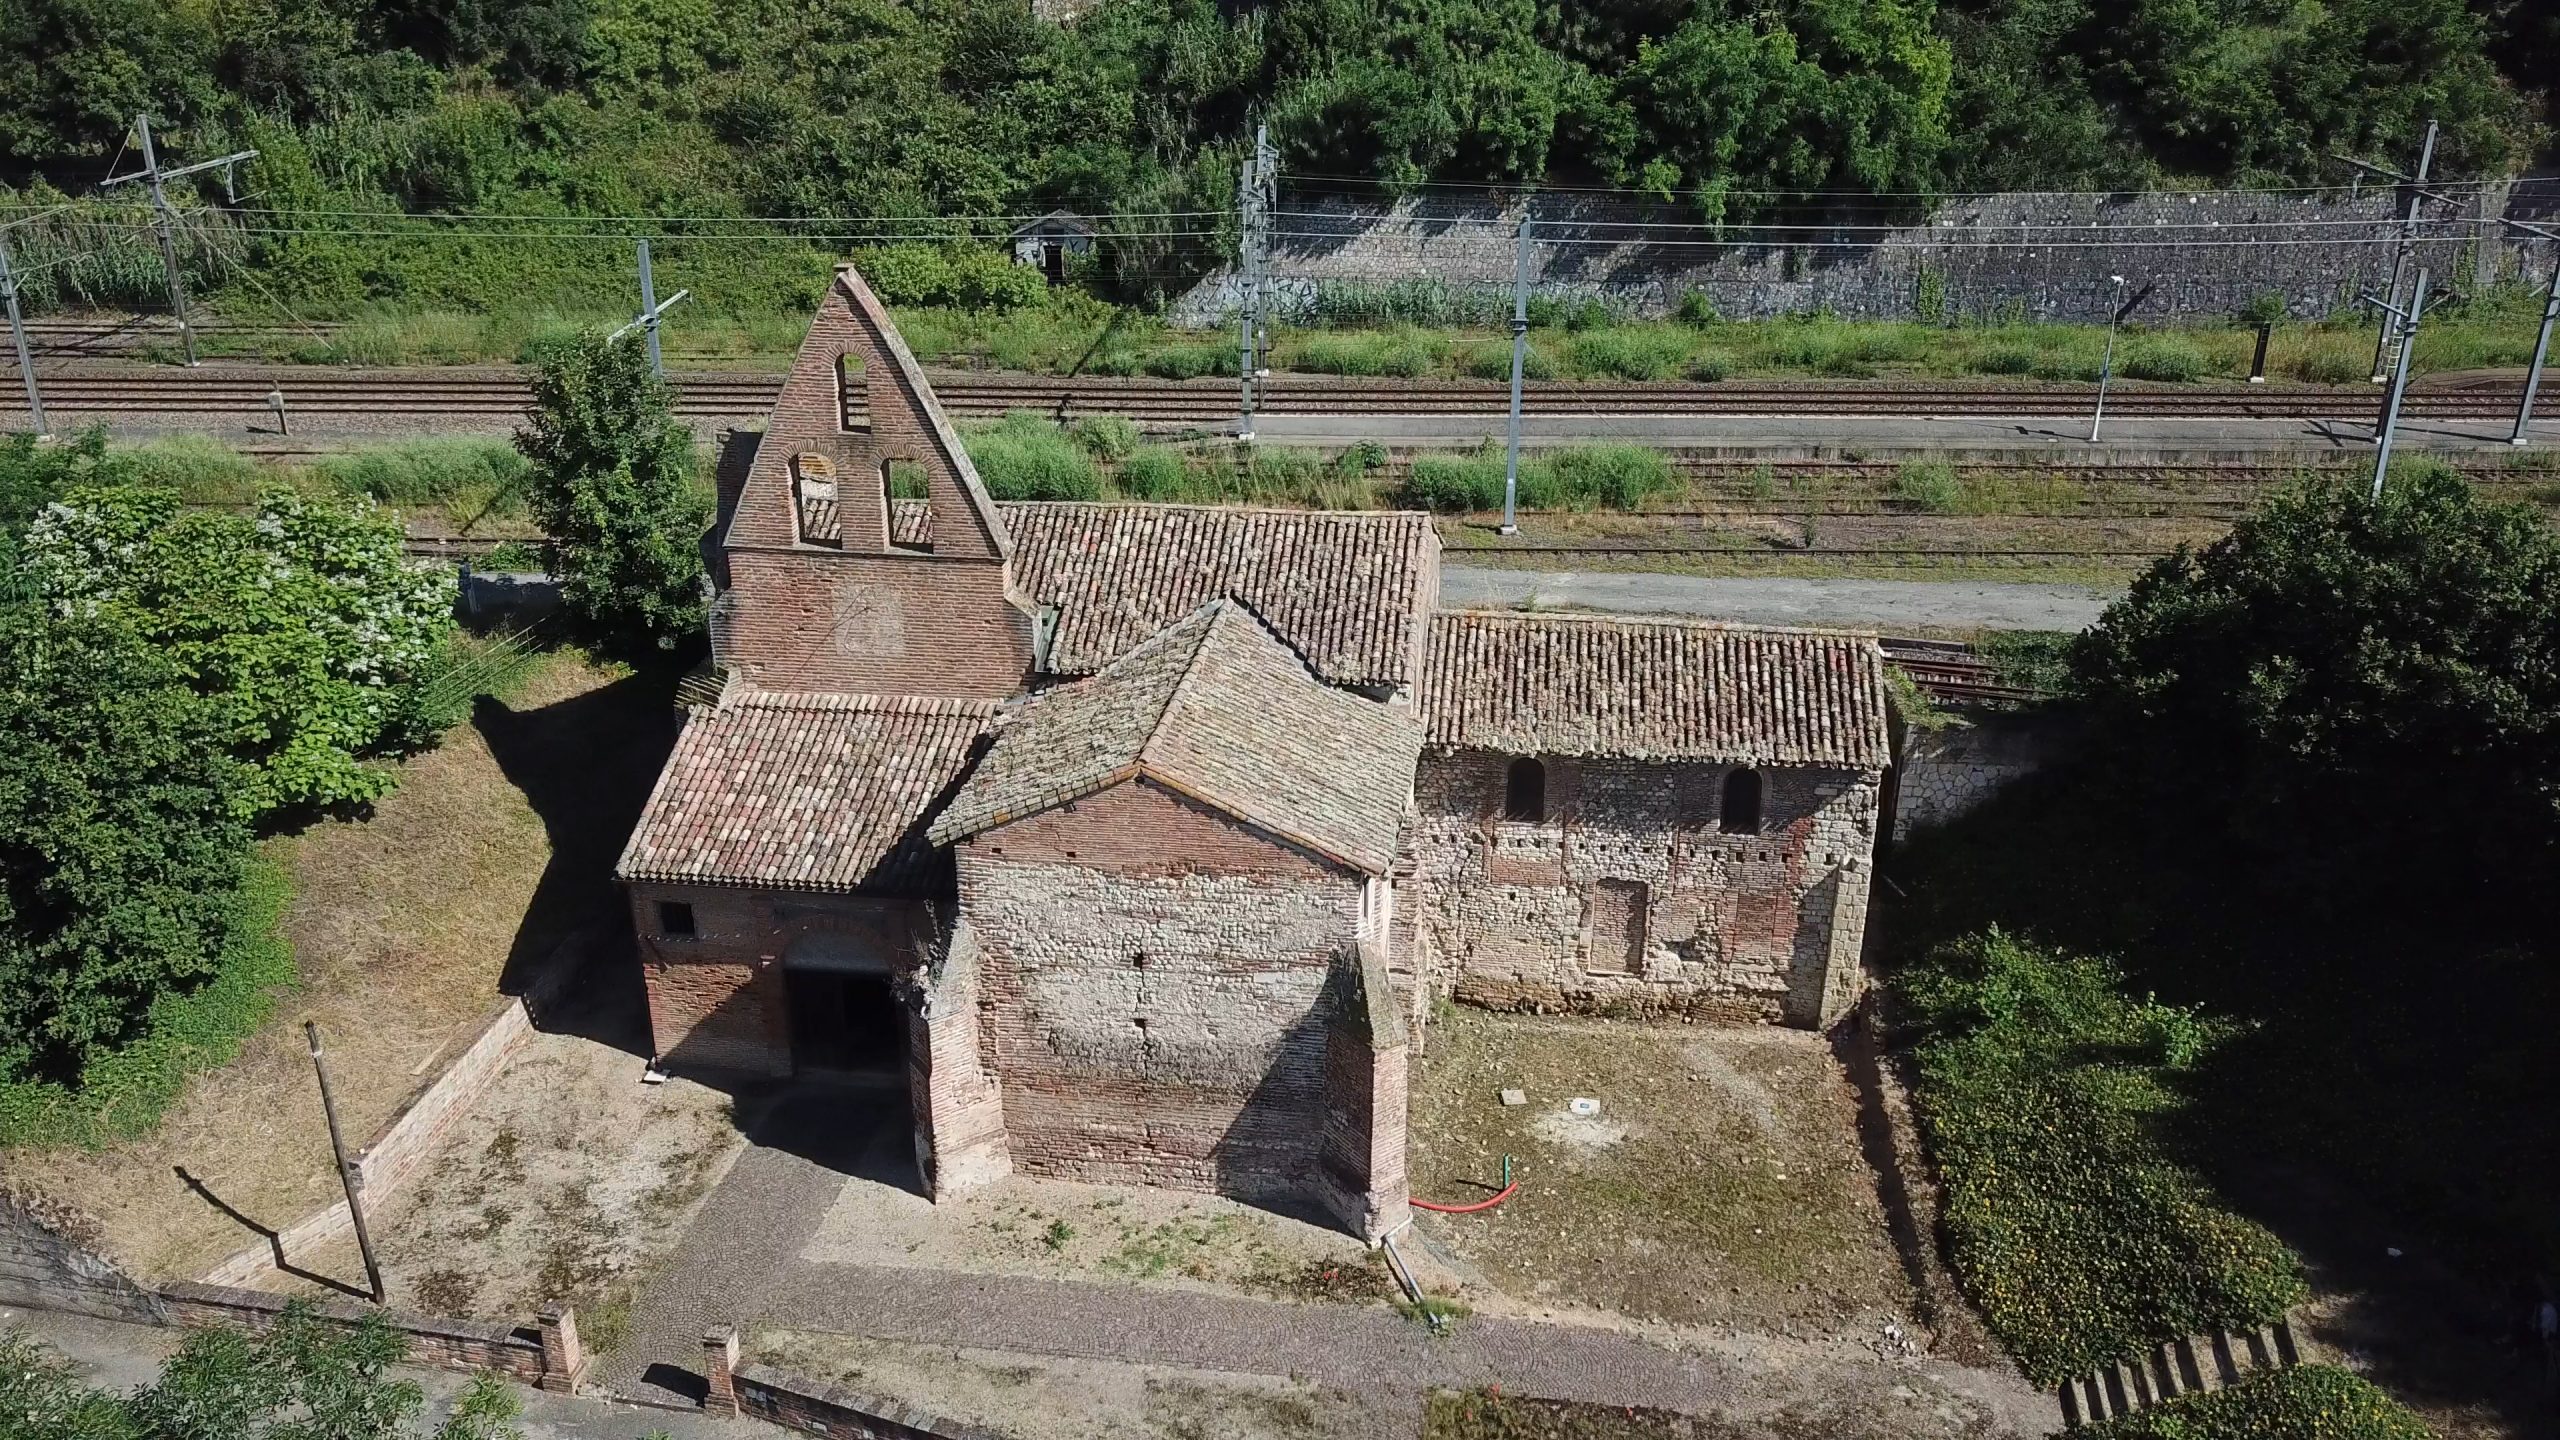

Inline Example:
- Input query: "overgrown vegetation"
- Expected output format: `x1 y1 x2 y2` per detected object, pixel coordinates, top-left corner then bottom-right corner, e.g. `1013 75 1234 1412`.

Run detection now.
1897 930 2306 1384
0 1305 523 1439
2072 1364 2433 1440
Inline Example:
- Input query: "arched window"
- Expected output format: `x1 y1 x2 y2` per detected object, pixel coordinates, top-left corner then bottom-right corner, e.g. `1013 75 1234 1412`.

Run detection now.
1504 756 1546 823
1719 768 1763 835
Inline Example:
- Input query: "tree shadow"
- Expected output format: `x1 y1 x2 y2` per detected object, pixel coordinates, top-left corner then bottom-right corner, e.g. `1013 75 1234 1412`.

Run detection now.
472 665 685 1056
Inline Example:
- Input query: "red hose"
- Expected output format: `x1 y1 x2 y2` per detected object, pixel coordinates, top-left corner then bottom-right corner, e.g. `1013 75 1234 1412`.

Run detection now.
1411 1181 1518 1214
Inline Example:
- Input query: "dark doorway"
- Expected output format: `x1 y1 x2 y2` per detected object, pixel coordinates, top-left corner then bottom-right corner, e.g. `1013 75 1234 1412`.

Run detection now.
785 969 906 1076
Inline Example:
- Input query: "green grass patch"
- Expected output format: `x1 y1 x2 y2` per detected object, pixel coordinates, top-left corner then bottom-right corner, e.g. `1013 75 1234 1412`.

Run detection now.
311 438 533 514
962 413 1104 500
0 857 294 1150
1897 930 2308 1385
2073 1364 2432 1439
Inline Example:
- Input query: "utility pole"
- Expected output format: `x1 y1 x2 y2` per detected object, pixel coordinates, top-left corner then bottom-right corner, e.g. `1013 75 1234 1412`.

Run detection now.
0 224 44 436
1500 215 1535 537
609 239 688 379
306 1022 385 1304
2089 274 2127 443
2366 266 2434 501
2336 120 2437 384
1236 125 1273 443
2500 221 2560 445
98 114 254 367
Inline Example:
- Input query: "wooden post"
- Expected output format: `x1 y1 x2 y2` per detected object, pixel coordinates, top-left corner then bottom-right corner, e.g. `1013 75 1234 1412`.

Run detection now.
306 1021 386 1303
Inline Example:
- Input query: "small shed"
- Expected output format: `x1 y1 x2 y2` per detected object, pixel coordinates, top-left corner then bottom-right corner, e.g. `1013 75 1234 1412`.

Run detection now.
1010 211 1098 283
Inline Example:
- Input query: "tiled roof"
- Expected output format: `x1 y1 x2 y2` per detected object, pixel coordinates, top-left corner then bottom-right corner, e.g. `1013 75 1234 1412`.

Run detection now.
929 600 1421 873
1422 610 1892 769
997 503 1437 691
617 688 996 893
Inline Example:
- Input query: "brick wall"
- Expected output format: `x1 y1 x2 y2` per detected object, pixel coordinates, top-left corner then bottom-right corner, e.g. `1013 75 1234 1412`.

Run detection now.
715 265 1038 701
734 1361 1007 1440
958 778 1367 1198
632 883 930 1077
0 1188 165 1324
1408 750 1880 1027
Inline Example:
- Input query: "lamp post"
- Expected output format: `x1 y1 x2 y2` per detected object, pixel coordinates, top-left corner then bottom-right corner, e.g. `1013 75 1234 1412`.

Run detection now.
2089 274 2126 443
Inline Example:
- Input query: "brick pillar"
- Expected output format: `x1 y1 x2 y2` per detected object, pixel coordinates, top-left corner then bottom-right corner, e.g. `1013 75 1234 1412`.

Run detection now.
702 1327 740 1417
909 918 1012 1197
535 1307 585 1393
1319 939 1411 1240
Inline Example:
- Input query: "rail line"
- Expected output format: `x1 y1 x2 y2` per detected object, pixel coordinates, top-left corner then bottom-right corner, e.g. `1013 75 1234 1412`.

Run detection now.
9 365 2557 423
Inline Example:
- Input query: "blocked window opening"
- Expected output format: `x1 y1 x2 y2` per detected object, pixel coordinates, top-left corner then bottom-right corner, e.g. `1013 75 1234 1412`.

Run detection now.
1587 879 1646 975
883 459 932 551
837 353 869 432
657 901 696 937
1720 768 1763 835
1503 756 1546 823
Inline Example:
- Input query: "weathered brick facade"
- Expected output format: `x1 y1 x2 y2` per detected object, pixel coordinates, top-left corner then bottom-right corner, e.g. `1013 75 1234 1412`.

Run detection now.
618 267 1890 1239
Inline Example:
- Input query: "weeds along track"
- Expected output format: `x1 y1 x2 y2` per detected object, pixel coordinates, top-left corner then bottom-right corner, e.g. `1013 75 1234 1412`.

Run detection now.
13 363 2560 421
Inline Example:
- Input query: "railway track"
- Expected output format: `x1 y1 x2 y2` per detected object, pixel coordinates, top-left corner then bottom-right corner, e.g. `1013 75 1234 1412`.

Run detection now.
9 365 2556 423
1878 637 2043 704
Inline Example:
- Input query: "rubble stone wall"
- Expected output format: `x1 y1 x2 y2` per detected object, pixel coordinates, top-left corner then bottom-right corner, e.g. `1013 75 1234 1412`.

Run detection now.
1407 750 1880 1027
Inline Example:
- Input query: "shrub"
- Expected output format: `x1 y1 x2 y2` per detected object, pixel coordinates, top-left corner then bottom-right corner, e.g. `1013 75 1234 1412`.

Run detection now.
1068 415 1141 462
1899 931 2307 1384
1141 344 1234 380
315 439 532 510
1549 445 1676 508
1890 459 1966 513
1403 455 1506 512
2074 1364 2430 1440
1683 351 1732 382
1970 344 2037 375
1463 341 1554 381
1569 328 1691 382
2284 336 2369 384
964 413 1103 500
2236 292 2290 327
2120 336 2205 382
1114 445 1192 500
1296 331 1439 377
1673 288 1720 325
851 244 1041 311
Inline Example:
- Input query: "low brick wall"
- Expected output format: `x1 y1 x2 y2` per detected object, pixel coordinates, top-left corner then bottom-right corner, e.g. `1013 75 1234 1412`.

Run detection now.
734 1362 1008 1440
160 1281 551 1385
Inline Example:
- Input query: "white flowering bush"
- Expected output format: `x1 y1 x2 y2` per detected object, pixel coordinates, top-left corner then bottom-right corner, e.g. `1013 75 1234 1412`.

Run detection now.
25 484 456 814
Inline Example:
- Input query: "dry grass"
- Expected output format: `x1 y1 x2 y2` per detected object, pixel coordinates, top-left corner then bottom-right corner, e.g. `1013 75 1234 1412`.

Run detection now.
2 652 666 1282
1406 1010 1916 1338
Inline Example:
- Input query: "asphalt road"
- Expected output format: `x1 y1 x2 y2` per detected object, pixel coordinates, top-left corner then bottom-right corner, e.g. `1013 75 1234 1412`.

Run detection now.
1440 567 2118 632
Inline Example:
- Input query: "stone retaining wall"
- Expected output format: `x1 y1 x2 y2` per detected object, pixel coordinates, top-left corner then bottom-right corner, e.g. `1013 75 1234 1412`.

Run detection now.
1176 183 2560 324
733 1361 1006 1440
0 1187 167 1324
1891 713 2078 842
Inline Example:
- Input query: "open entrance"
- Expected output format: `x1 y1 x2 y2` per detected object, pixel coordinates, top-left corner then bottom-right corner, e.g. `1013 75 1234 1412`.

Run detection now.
783 931 909 1078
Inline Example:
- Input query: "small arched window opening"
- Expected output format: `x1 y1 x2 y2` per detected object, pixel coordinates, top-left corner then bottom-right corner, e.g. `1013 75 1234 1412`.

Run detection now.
1503 756 1546 823
1719 768 1763 835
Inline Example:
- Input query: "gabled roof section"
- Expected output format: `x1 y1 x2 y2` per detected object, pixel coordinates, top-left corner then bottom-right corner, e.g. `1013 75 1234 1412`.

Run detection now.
929 600 1422 874
617 687 997 893
1000 504 1439 691
726 264 1012 561
1423 610 1892 770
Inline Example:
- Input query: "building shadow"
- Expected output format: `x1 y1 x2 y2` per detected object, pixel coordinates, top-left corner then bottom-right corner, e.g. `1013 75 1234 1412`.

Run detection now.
736 1079 925 1198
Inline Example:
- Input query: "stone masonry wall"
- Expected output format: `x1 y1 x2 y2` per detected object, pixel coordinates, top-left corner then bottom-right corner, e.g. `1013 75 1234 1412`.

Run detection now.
632 883 928 1077
1407 750 1879 1027
1891 711 2079 842
1177 187 2557 324
957 779 1366 1199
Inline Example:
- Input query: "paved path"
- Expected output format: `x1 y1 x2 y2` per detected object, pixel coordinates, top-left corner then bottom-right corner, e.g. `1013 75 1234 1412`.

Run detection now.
1440 567 2117 632
610 1091 2050 1435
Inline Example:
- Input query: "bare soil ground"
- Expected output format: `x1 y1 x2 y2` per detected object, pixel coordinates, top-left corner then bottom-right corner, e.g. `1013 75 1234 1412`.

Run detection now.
259 1026 744 1356
754 1331 1388 1440
798 1167 1396 1308
2 653 677 1283
1405 1009 1922 1345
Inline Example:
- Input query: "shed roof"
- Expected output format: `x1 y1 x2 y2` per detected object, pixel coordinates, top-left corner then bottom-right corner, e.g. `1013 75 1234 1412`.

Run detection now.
617 688 995 893
1421 610 1892 769
929 600 1421 873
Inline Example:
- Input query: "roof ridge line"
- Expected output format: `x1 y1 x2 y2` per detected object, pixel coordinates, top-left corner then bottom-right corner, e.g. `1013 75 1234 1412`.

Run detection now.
1136 600 1239 768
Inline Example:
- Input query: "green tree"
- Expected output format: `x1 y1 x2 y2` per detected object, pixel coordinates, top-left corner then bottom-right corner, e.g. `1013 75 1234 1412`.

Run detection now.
0 0 215 164
21 483 456 815
0 595 248 1084
2070 466 2560 902
0 1310 523 1439
514 331 708 655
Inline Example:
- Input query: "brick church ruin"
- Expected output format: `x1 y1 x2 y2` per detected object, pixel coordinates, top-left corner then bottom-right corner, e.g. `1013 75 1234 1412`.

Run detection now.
616 265 1890 1238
